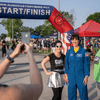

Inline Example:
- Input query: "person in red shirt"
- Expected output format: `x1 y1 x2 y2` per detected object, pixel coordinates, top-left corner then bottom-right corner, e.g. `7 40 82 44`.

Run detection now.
86 39 90 47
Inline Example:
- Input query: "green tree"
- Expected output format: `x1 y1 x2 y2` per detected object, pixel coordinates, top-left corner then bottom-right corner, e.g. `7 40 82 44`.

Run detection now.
60 9 75 26
0 33 7 39
35 25 43 36
20 26 34 35
29 27 34 35
0 19 23 38
83 12 100 25
20 26 30 32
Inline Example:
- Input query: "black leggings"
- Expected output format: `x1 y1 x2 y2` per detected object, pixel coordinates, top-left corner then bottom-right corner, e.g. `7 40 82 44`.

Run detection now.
52 87 63 100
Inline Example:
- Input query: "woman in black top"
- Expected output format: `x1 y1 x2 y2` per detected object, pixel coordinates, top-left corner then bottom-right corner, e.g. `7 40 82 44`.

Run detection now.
41 40 65 100
1 40 7 59
11 40 16 51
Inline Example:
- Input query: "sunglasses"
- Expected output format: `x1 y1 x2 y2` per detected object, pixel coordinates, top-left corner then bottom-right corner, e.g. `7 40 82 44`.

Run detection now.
55 45 62 48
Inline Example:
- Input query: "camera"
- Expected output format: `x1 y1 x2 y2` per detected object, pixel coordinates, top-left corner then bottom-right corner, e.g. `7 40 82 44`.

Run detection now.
94 56 100 65
21 32 30 51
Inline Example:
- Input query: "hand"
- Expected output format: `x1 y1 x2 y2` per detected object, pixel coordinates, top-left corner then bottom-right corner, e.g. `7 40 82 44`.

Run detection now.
10 42 22 59
65 76 68 84
83 76 88 86
46 71 53 75
24 42 34 57
29 42 34 50
63 74 66 82
24 42 33 52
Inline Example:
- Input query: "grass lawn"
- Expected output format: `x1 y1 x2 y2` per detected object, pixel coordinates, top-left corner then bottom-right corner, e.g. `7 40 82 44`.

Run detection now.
33 49 51 54
93 47 100 53
33 47 100 56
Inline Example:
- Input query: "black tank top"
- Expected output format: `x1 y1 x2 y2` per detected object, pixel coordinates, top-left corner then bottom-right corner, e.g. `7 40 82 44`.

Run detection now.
48 53 65 71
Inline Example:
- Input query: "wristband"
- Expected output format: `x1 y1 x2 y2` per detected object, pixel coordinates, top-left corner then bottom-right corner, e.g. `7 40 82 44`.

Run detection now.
6 55 14 63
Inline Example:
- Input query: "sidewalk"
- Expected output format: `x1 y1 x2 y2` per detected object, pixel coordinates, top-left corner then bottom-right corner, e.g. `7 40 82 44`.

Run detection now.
0 52 99 100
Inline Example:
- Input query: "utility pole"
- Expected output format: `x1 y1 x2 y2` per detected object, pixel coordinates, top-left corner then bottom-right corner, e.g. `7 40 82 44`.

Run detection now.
58 0 60 11
12 19 13 39
58 0 60 40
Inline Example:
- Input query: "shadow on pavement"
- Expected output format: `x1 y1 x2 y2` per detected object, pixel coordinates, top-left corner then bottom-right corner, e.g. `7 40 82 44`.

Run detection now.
88 82 96 93
89 91 97 100
8 60 42 71
88 82 98 100
8 63 29 71
2 67 51 84
6 68 50 74
0 74 29 84
11 60 42 66
6 69 30 74
11 63 29 65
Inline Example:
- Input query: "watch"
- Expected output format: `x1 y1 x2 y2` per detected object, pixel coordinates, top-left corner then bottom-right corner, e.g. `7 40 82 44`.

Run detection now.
6 55 14 63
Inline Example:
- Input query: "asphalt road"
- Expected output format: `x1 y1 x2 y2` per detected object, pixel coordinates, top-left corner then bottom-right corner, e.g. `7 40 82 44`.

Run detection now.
0 49 99 100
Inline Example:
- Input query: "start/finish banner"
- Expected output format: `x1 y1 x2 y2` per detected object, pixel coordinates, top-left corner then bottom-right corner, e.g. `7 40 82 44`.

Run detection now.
0 2 73 33
0 2 53 19
0 2 74 54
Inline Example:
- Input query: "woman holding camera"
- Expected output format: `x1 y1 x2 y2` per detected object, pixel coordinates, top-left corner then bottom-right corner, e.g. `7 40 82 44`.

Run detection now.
0 42 43 100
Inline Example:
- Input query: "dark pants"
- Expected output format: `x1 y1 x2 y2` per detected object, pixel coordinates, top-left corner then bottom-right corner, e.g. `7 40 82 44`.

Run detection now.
2 49 6 54
7 45 9 49
52 87 63 100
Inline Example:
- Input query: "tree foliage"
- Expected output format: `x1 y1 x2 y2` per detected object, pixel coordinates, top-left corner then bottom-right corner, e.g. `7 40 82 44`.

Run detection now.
0 19 23 38
34 24 57 37
0 33 7 39
83 12 100 25
20 26 34 35
60 9 75 26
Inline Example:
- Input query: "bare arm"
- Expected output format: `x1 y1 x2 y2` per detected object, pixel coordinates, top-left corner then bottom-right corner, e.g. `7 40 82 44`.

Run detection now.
0 42 22 79
41 56 53 75
0 84 42 100
13 43 43 99
0 43 43 100
29 54 42 85
0 58 12 79
24 43 43 85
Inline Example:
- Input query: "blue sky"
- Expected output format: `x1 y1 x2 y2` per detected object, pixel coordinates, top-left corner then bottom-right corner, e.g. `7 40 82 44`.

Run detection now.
0 0 100 35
